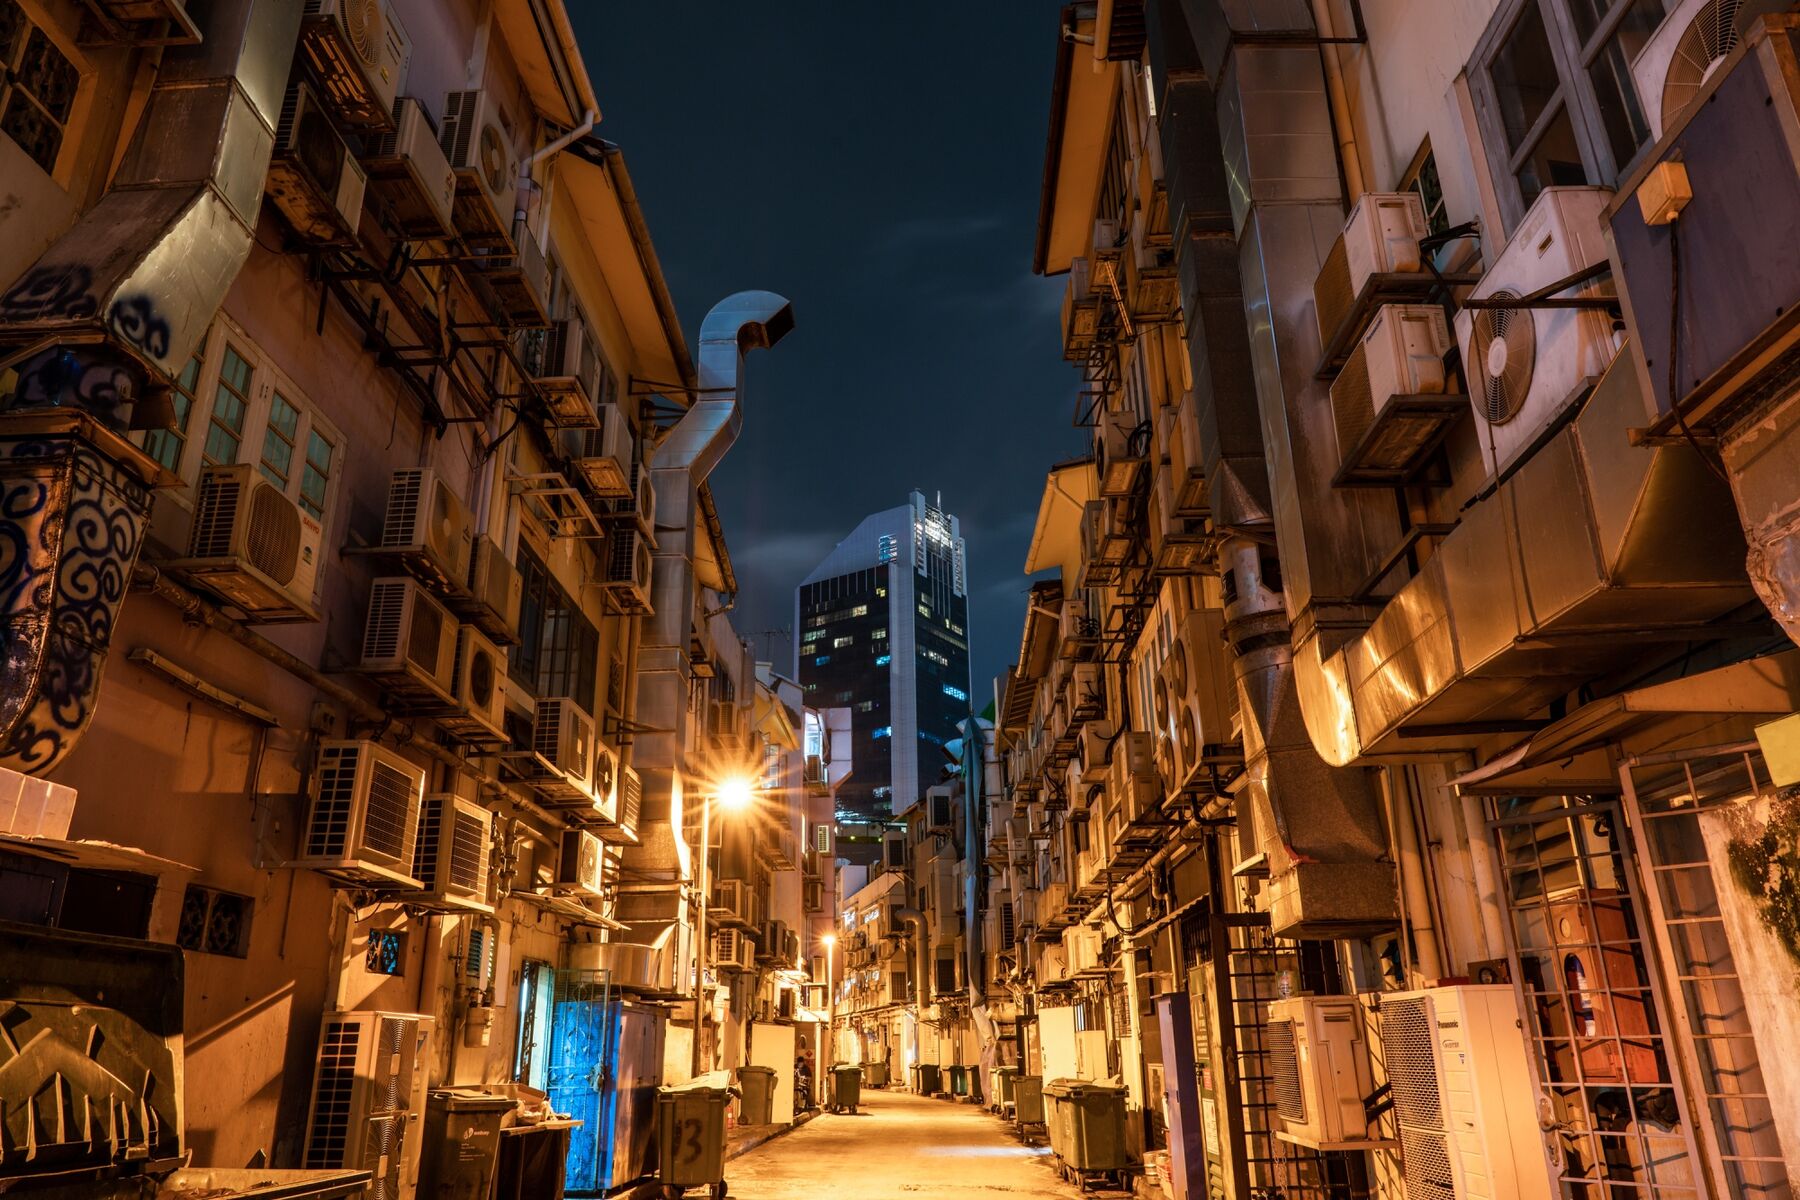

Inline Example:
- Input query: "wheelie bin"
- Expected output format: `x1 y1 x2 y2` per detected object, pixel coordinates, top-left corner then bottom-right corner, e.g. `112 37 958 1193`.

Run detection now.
656 1073 735 1199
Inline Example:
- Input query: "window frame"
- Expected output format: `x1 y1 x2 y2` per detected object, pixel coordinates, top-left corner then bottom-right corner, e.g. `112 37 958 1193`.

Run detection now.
0 0 90 184
1467 0 1667 231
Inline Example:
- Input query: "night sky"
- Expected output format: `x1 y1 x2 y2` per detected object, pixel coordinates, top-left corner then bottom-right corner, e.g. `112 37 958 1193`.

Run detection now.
573 5 1081 700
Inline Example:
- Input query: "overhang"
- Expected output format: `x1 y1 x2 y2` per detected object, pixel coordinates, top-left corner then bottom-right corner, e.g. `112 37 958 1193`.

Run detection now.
559 139 695 396
1016 580 1065 684
1452 651 1800 794
694 482 736 596
494 0 597 126
1034 6 1118 275
1023 458 1098 580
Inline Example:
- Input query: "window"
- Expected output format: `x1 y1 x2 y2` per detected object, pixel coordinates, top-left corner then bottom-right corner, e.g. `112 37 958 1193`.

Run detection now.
872 726 892 739
814 655 830 666
815 823 833 854
0 3 78 176
872 628 887 641
365 929 406 975
515 959 554 1090
1470 0 1670 227
832 636 853 648
152 319 342 527
943 684 968 702
1401 142 1450 239
510 542 599 712
850 604 868 617
875 654 891 667
176 884 252 958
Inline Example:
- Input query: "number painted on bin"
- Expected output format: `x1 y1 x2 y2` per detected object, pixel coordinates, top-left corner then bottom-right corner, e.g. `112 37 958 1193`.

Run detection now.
676 1117 706 1167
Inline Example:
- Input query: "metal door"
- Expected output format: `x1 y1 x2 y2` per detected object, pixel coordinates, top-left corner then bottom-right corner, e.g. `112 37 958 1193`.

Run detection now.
549 969 616 1196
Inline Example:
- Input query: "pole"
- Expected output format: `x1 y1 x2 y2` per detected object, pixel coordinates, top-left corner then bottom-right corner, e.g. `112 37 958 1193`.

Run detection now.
693 791 711 1077
826 938 836 1065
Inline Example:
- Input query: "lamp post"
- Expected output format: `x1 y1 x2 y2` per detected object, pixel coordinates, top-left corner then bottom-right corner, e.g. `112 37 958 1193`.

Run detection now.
693 776 754 1077
821 932 837 1068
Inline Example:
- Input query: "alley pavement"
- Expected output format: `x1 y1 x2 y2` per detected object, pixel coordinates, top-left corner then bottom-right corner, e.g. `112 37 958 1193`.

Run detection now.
722 1087 1091 1199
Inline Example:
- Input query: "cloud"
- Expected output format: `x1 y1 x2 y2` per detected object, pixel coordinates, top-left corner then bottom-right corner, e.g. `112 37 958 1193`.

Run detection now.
732 529 838 577
874 214 1008 255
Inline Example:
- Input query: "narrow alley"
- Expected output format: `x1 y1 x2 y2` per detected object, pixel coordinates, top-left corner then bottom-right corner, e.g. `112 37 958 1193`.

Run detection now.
725 1090 1086 1200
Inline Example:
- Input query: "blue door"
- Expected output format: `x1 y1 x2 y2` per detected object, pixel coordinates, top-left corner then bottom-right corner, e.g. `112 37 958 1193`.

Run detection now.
548 971 617 1195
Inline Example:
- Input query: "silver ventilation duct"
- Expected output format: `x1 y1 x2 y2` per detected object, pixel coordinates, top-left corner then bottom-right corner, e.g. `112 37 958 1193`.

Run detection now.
623 292 792 883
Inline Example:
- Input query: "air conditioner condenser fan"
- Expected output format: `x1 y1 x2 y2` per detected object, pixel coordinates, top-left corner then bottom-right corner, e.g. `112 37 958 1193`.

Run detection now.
1470 293 1536 424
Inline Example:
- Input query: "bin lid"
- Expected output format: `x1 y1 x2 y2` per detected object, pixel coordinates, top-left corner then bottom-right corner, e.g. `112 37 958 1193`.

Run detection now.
995 1065 1020 1076
1044 1077 1124 1096
661 1069 735 1098
736 1065 776 1077
427 1088 516 1112
832 1063 861 1074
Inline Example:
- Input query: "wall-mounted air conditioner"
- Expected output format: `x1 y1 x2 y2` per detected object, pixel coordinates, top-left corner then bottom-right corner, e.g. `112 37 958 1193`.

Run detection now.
1380 985 1554 1200
1154 609 1234 794
1267 995 1375 1149
1074 720 1112 790
1330 303 1456 466
472 217 551 329
600 523 653 613
295 740 426 887
569 404 633 499
465 534 521 643
1063 924 1101 975
441 625 506 744
1108 730 1160 825
532 697 596 801
611 764 642 845
536 315 601 427
410 793 494 912
1631 0 1778 141
555 828 603 898
1314 191 1429 350
1098 408 1147 497
713 878 748 925
1063 256 1100 361
357 577 458 705
301 0 410 129
438 88 516 246
1068 661 1105 725
1059 594 1097 655
714 927 755 972
301 1009 432 1197
380 467 473 590
171 464 322 622
609 462 656 534
926 787 955 834
361 95 455 239
883 830 908 872
1455 186 1616 479
268 82 367 245
582 740 621 827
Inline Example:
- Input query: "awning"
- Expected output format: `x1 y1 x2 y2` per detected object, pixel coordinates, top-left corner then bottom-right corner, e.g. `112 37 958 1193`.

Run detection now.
794 1006 830 1024
1034 7 1120 275
1451 651 1800 793
1023 458 1097 580
492 0 596 126
1015 580 1064 685
0 834 196 877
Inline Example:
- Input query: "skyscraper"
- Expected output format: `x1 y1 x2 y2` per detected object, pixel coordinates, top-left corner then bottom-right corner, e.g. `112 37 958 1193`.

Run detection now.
796 492 972 859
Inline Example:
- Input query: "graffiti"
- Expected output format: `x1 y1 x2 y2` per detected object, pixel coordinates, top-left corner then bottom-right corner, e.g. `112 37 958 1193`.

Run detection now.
107 294 171 361
7 347 141 432
0 263 97 323
0 431 153 776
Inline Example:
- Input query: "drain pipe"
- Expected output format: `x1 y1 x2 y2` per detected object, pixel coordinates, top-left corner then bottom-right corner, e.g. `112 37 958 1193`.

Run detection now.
894 905 929 1034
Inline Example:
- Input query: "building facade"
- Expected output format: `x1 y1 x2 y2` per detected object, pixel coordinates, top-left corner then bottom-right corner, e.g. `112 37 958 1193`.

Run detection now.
796 491 972 858
910 3 1800 1200
0 0 834 1193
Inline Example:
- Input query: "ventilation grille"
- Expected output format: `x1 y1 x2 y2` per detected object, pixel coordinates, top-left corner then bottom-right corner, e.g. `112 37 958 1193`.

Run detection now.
362 760 417 863
448 809 487 893
376 1015 408 1111
1663 0 1746 130
1399 1125 1457 1200
620 767 642 830
605 527 646 585
1000 902 1016 945
1268 1018 1305 1122
362 579 410 662
307 744 361 857
440 90 479 169
1315 232 1354 345
1470 292 1535 424
1383 995 1443 1129
304 1017 361 1167
1331 335 1377 452
246 482 301 582
381 468 424 547
188 469 243 559
412 799 443 887
364 1114 401 1200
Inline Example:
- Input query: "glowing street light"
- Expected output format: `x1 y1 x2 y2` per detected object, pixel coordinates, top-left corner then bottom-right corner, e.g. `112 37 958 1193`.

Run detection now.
821 932 837 1069
693 774 757 1075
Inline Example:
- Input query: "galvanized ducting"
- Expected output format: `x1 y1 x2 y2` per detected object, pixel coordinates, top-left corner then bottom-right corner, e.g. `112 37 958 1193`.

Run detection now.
622 292 792 888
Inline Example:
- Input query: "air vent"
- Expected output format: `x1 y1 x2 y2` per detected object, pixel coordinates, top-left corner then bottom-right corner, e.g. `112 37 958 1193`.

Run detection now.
1268 1018 1304 1122
303 1018 360 1168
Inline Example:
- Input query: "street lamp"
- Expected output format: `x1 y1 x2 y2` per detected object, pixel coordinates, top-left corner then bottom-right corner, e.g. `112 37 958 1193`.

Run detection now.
693 775 755 1076
820 932 837 1068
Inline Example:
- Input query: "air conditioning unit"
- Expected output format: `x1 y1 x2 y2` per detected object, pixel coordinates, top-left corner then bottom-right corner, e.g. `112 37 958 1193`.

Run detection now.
439 88 516 246
614 764 643 845
882 831 908 872
301 1010 432 1197
569 404 633 499
1314 191 1430 350
1329 304 1456 466
295 740 426 887
1154 609 1235 795
170 464 322 622
1075 721 1112 789
1063 256 1100 360
610 462 656 534
532 697 596 802
465 534 521 643
357 577 457 705
1455 186 1617 479
581 740 621 827
1266 995 1375 1149
380 467 473 590
472 217 551 329
713 878 748 925
301 0 410 129
1067 661 1105 724
361 95 456 239
1063 924 1101 975
714 927 755 972
1098 408 1147 497
441 625 505 744
1108 731 1161 825
600 523 653 613
555 828 604 898
536 315 602 428
1092 217 1125 266
1080 499 1132 589
758 918 791 962
410 793 494 912
268 82 367 245
1380 985 1554 1200
1631 0 1783 140
926 787 955 834
1059 594 1098 656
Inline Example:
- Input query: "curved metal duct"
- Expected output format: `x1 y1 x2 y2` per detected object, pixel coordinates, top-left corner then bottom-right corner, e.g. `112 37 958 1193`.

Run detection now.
0 0 299 776
893 906 929 1012
624 292 792 884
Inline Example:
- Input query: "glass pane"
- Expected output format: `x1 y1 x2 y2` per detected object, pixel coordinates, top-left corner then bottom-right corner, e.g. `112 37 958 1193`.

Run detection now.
18 27 77 121
300 465 328 517
203 423 240 466
1517 106 1590 205
1588 0 1665 169
306 429 333 472
267 392 299 439
1492 1 1563 152
219 344 252 396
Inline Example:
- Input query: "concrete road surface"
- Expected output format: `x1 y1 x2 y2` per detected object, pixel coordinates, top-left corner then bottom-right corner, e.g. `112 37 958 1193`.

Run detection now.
723 1087 1096 1199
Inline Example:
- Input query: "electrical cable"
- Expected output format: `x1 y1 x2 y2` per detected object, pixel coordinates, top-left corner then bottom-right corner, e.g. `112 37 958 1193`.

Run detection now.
1666 219 1731 484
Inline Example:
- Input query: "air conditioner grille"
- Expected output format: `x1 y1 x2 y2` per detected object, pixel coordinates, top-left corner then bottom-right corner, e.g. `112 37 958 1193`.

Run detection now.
1331 336 1377 451
382 469 423 546
465 640 496 707
1383 995 1443 1128
304 1018 360 1167
247 482 301 584
621 768 642 829
363 580 407 661
376 1015 408 1110
344 0 381 65
1315 233 1353 343
1268 1018 1305 1122
190 470 242 559
1469 292 1535 425
448 810 487 893
412 801 443 887
1399 1125 1457 1200
363 760 417 862
308 745 359 856
1663 0 1747 131
365 1114 400 1200
405 590 445 673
